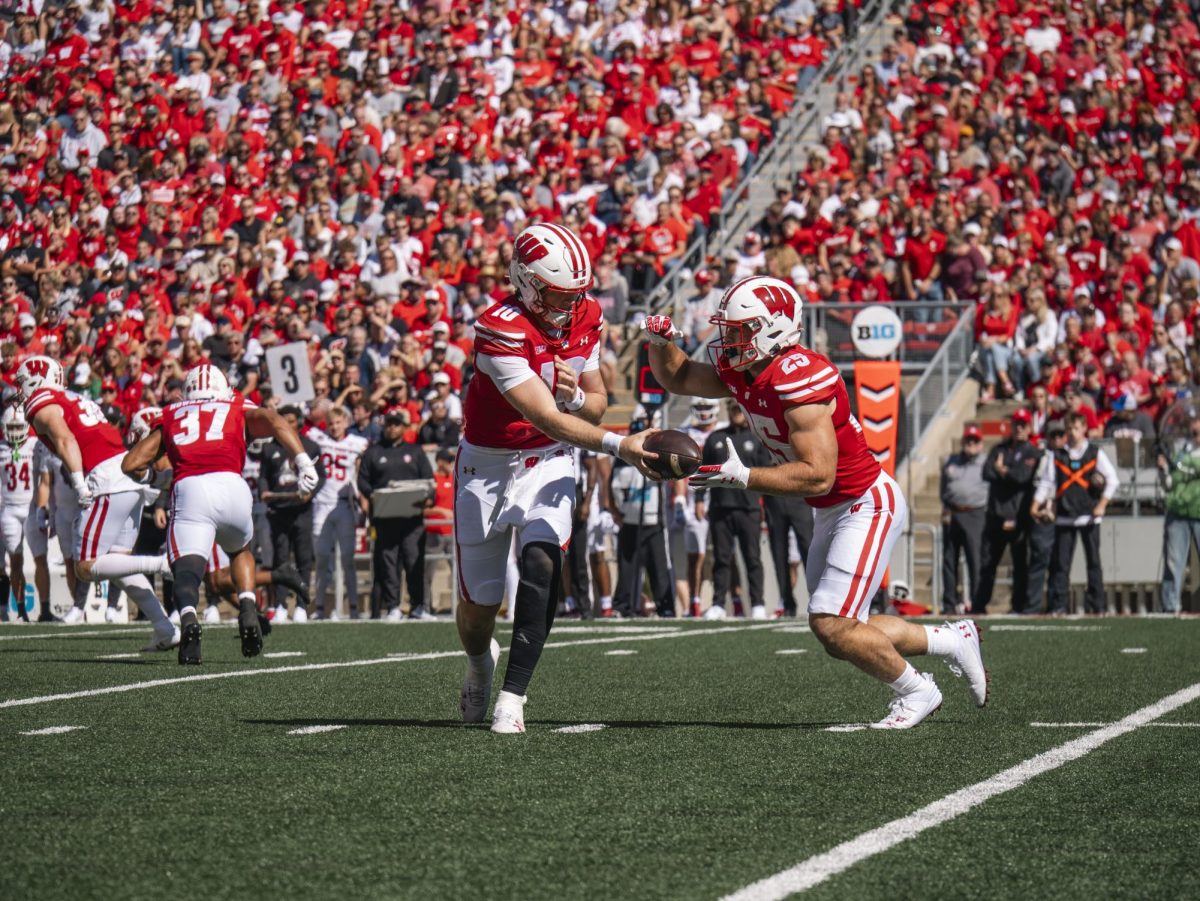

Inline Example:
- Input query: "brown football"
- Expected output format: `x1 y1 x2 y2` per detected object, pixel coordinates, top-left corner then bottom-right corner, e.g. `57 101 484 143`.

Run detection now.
643 429 703 480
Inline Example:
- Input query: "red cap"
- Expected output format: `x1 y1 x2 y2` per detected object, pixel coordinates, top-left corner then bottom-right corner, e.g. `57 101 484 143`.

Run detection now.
1011 408 1032 424
963 424 983 440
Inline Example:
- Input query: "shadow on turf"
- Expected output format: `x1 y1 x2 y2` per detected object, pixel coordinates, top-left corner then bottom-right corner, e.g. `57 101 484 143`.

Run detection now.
244 717 875 731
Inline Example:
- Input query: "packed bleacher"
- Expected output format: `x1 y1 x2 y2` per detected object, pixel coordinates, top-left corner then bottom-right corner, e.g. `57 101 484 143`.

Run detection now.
678 0 1200 445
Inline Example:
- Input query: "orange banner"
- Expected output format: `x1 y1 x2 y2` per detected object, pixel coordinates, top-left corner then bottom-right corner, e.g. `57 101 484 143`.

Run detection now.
853 360 901 477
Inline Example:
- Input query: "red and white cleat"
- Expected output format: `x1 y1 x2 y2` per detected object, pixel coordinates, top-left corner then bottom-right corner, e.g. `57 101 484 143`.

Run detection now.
870 674 943 730
490 690 527 735
945 620 989 707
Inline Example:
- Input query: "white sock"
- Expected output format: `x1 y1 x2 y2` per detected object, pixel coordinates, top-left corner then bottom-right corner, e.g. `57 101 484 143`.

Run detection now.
924 624 958 657
238 592 256 605
467 648 493 677
889 663 925 695
90 554 169 581
117 574 169 628
600 595 612 611
564 594 577 612
691 596 701 606
178 605 197 618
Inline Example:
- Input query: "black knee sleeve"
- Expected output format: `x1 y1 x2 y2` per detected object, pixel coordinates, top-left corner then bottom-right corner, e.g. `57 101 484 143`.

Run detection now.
502 542 563 696
172 555 207 613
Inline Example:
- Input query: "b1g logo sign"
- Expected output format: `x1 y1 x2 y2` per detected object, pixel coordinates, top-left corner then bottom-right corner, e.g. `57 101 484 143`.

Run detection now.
850 305 903 359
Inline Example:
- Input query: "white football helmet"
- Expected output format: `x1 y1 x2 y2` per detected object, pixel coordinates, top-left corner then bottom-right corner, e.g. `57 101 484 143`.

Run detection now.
2 405 29 449
509 222 593 330
709 275 805 372
690 398 720 426
12 355 65 400
127 406 162 445
183 364 233 401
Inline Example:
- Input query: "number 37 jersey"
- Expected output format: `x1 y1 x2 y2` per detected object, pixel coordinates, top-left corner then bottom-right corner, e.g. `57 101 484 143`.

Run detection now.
718 346 880 508
161 392 250 482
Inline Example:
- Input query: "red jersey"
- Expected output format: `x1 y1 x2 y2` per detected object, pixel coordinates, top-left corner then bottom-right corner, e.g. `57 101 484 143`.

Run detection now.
465 297 603 450
25 387 125 475
717 346 879 508
161 392 250 481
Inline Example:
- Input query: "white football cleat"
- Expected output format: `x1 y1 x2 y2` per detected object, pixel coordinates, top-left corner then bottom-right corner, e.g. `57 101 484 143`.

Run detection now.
384 608 404 622
291 606 308 624
702 605 727 621
461 638 500 724
63 607 86 625
203 605 222 625
168 609 181 626
328 609 342 622
870 673 943 730
490 689 527 734
750 604 768 621
142 626 181 652
943 620 989 707
272 604 289 624
104 606 123 624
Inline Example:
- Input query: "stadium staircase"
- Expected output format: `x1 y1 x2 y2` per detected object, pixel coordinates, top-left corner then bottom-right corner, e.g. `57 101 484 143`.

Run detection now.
605 0 898 428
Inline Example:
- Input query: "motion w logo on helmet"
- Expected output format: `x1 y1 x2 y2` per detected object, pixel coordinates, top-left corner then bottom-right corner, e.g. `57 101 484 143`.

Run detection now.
24 359 49 378
752 284 795 318
514 233 550 264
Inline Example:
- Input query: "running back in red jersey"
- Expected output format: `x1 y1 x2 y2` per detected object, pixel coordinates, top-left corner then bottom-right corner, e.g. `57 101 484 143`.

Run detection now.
716 345 881 507
24 387 126 474
464 295 604 450
161 392 251 481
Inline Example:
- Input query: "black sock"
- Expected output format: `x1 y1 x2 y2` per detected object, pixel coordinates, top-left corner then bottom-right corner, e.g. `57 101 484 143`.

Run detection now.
501 542 562 697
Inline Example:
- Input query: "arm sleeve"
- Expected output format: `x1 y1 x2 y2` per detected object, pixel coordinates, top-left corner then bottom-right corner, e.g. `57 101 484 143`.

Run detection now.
582 340 600 373
1096 449 1119 499
475 351 537 393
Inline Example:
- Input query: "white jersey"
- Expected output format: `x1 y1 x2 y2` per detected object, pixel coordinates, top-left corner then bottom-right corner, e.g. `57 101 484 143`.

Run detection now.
0 437 39 509
32 442 76 512
308 428 369 507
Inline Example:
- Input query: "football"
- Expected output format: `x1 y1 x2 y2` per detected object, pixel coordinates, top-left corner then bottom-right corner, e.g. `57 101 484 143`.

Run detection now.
643 429 703 480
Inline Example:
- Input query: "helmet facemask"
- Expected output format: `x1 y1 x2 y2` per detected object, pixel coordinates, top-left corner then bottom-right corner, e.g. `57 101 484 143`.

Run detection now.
4 416 27 451
709 315 766 373
531 283 585 331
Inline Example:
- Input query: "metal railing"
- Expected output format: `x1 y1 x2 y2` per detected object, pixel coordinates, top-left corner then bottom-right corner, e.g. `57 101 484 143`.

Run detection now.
626 0 892 325
902 305 976 461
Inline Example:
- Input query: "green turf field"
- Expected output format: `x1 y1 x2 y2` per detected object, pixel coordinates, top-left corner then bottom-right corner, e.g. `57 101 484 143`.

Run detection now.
2 618 1198 900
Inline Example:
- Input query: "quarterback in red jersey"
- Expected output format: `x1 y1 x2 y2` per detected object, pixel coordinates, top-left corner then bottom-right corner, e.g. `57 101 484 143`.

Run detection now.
455 222 659 735
123 364 316 664
646 276 988 729
14 355 178 652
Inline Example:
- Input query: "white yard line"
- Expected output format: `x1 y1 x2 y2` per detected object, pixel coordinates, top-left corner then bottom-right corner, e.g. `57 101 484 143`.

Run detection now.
0 622 783 711
97 653 143 660
287 725 347 735
262 651 306 658
1121 648 1148 654
723 681 1200 901
776 650 808 656
553 724 607 734
1031 721 1200 728
0 627 148 642
604 650 638 656
987 625 1108 632
20 725 86 735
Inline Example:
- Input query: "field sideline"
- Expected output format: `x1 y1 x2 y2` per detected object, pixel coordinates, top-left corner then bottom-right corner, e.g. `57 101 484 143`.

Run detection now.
2 618 1198 900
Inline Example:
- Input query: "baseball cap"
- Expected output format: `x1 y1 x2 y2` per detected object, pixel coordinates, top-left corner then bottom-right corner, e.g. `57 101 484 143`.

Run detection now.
18 313 36 329
431 321 450 334
431 372 451 386
963 424 983 440
1011 408 1032 425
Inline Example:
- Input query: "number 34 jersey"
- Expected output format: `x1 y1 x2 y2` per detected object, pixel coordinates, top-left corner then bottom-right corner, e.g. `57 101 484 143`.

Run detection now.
717 346 880 508
161 392 251 482
0 435 39 508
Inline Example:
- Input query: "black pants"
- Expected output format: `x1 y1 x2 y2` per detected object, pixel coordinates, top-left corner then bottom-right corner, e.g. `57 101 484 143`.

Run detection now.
1025 520 1055 615
565 512 590 611
941 508 985 612
974 514 1029 614
371 516 425 617
710 507 763 607
267 508 314 607
612 522 672 617
1049 523 1105 614
763 497 812 615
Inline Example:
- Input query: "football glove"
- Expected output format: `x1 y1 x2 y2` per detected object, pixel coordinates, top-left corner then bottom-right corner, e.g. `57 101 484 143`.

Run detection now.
641 315 681 346
688 438 751 491
295 453 320 495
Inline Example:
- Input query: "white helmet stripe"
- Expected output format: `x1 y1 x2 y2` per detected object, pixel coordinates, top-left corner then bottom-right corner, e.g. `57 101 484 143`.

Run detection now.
543 222 587 280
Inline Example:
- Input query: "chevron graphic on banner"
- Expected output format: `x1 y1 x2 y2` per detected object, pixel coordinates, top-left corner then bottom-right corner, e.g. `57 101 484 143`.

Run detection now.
862 416 895 433
859 384 897 403
871 448 893 463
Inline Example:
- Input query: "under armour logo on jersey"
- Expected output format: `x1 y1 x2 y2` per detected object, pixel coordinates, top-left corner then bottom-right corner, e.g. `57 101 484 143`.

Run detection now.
462 466 477 475
524 456 540 469
850 503 864 514
758 398 768 408
535 345 547 353
515 232 550 263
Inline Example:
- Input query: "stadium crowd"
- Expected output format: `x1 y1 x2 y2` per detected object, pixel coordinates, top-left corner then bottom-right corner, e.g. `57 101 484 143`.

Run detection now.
3 0 1200 617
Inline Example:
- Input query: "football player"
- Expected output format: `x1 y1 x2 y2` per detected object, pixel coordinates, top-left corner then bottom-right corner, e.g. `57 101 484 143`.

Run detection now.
0 406 36 620
673 398 725 618
122 365 317 664
455 222 659 734
644 275 988 729
14 356 178 650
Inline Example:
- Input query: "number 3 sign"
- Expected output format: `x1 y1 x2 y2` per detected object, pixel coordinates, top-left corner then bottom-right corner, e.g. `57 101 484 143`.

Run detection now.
265 342 316 405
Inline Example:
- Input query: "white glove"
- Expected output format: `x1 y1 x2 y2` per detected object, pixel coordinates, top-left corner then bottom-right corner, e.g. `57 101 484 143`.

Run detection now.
688 438 751 491
599 509 616 534
641 314 682 346
295 452 319 495
69 471 94 508
672 497 687 528
34 506 49 535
